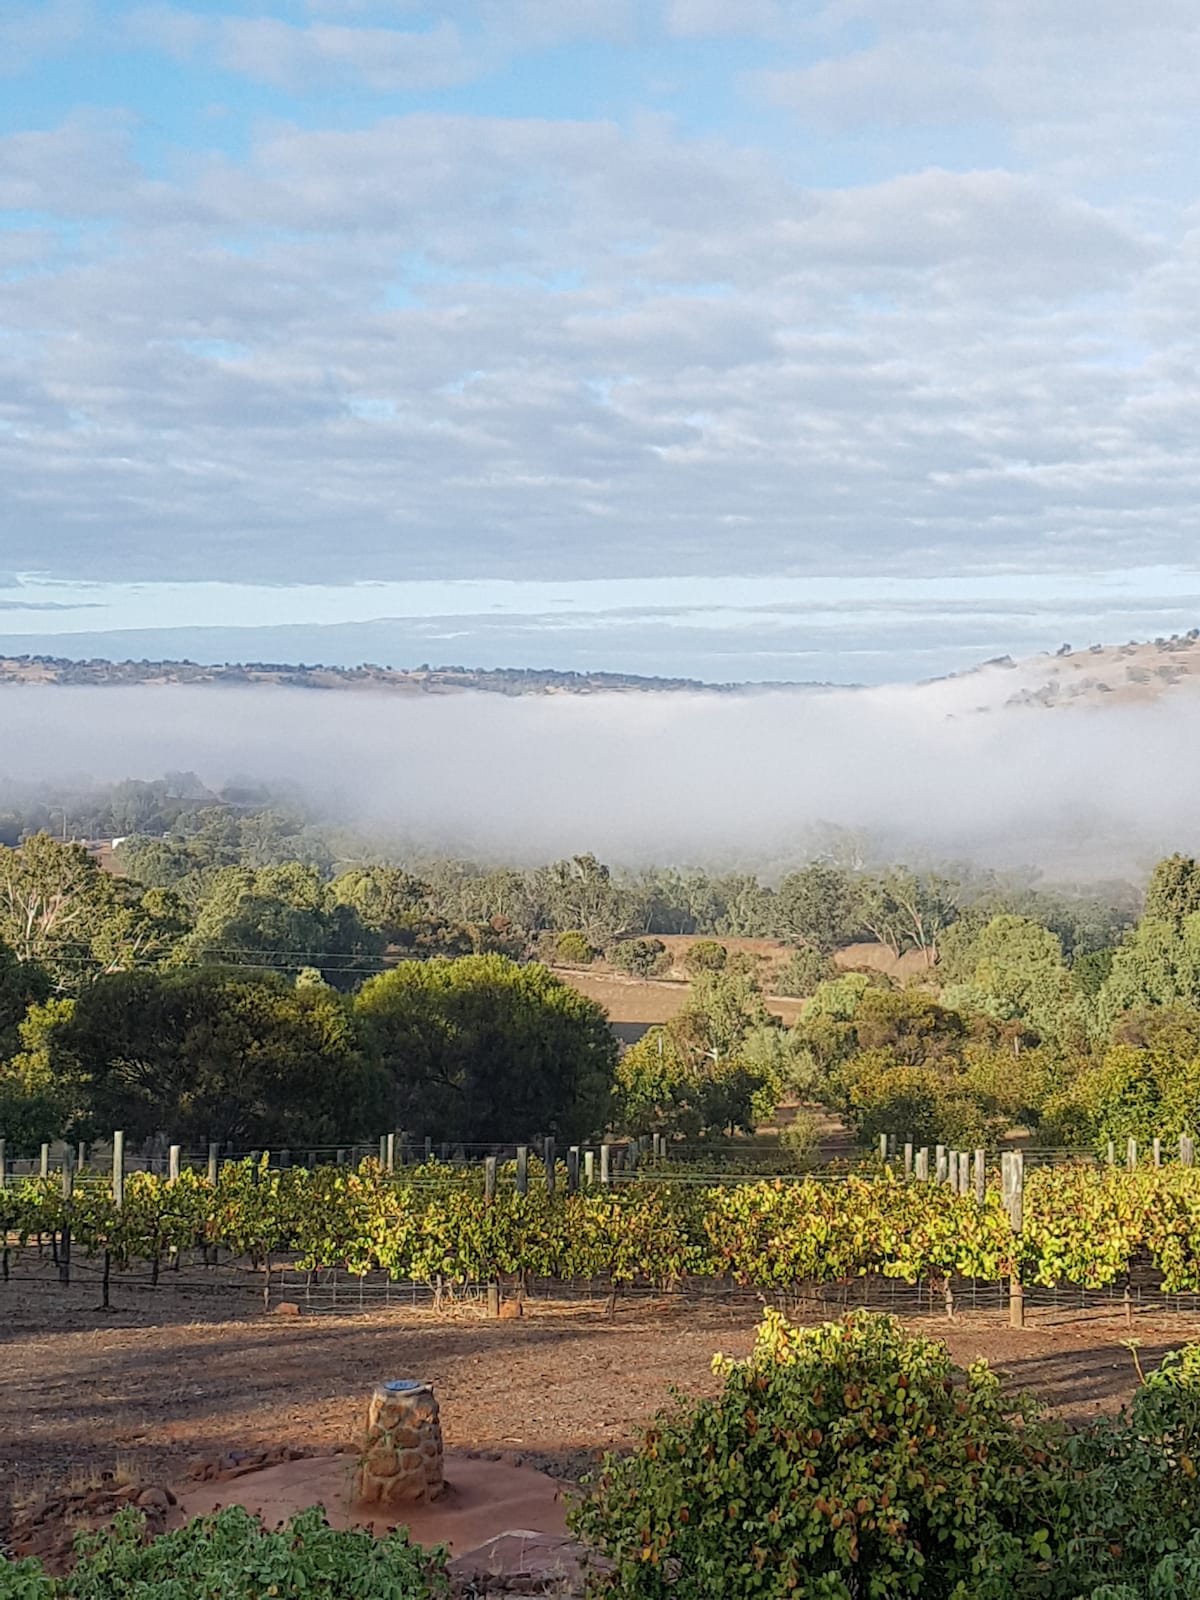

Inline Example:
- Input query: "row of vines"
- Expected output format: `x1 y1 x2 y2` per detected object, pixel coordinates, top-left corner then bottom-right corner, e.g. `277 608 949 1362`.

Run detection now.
5 1159 1200 1292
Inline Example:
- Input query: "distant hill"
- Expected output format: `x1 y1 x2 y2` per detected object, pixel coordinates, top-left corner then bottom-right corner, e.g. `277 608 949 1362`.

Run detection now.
2 632 1198 705
932 630 1200 713
0 654 822 696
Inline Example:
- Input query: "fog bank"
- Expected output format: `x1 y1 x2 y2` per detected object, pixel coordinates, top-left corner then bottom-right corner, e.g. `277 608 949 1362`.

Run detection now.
0 678 1194 875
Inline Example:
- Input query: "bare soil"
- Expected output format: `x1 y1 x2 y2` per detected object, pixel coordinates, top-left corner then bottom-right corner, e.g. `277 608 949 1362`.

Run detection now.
3 1273 1197 1545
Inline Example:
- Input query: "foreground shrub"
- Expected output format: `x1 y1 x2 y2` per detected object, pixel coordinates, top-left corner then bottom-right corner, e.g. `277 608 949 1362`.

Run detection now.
571 1310 1056 1599
0 1505 446 1600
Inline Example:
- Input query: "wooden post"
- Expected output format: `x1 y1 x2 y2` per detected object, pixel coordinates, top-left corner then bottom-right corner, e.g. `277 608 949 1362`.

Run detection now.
0 1138 6 1189
207 1143 220 1185
59 1155 73 1286
77 1141 87 1172
584 1149 595 1187
878 1133 888 1162
887 1133 897 1159
974 1148 986 1204
915 1147 929 1182
903 1142 913 1178
543 1136 556 1197
567 1146 580 1194
958 1151 970 1194
484 1156 498 1204
1127 1137 1138 1171
1153 1137 1162 1168
600 1144 611 1187
112 1131 125 1210
424 1136 433 1163
1002 1150 1025 1328
1182 1135 1195 1167
379 1135 388 1167
1107 1140 1115 1165
516 1145 529 1195
40 1143 50 1180
168 1145 181 1185
935 1144 946 1184
384 1133 394 1172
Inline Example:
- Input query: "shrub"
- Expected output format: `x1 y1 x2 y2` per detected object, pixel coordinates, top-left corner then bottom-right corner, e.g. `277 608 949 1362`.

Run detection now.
682 940 727 975
777 1109 819 1167
609 938 669 978
554 929 595 966
571 1310 1055 1599
0 1505 446 1599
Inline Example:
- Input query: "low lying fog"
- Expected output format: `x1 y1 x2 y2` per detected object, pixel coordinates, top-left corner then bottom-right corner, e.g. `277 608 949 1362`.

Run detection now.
0 676 1195 874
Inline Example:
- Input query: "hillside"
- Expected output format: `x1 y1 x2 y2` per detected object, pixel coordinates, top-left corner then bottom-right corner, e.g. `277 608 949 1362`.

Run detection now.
0 655 812 696
941 630 1200 712
2 630 1199 706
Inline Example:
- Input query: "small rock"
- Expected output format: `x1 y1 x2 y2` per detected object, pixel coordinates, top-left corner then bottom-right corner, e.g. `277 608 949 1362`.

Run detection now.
136 1488 170 1512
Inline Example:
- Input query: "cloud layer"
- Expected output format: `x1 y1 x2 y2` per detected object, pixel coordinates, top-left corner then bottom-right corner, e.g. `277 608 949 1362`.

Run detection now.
1 2 1197 668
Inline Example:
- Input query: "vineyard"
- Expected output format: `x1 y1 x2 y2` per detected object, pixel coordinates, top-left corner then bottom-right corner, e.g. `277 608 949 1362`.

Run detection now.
7 1156 1200 1299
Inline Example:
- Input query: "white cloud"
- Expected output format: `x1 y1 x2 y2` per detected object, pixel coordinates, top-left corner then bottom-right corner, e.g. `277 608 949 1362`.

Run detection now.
0 0 91 76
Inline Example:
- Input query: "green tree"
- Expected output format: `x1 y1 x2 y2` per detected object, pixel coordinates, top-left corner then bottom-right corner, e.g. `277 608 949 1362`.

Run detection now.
608 937 668 977
186 863 382 987
61 967 383 1145
774 863 860 954
1145 854 1200 927
774 944 836 997
354 954 616 1144
330 865 429 942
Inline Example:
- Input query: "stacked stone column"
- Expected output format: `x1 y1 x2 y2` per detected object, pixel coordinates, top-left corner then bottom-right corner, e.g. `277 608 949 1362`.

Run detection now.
355 1380 445 1505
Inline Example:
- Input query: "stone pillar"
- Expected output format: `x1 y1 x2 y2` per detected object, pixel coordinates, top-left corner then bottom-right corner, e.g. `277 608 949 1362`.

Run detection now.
355 1380 444 1505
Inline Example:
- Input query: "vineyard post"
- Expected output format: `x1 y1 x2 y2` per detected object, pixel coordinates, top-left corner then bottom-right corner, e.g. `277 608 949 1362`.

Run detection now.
903 1142 913 1178
974 1148 985 1204
915 1148 929 1181
1002 1151 1024 1328
77 1142 86 1172
424 1137 433 1163
1153 1138 1162 1168
59 1152 73 1287
112 1131 125 1210
398 1132 410 1166
484 1156 500 1318
584 1150 595 1187
887 1134 898 1160
0 1138 6 1188
567 1147 580 1194
280 1149 291 1170
958 1152 970 1194
385 1133 396 1172
1182 1136 1195 1167
40 1143 49 1180
516 1145 529 1195
1127 1138 1138 1171
207 1144 219 1185
168 1145 181 1184
935 1145 946 1183
878 1134 888 1163
379 1135 388 1168
600 1145 611 1188
1107 1141 1115 1166
543 1137 556 1197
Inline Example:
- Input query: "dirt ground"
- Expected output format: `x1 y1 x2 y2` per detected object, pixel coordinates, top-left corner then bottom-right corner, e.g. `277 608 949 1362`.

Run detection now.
4 1270 1199 1544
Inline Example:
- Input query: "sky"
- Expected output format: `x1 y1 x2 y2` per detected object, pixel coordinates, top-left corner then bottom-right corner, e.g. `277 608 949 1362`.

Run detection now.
2 0 1198 683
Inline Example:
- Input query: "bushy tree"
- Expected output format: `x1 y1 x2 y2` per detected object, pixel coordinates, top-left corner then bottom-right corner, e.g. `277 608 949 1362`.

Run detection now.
355 954 615 1144
681 939 726 975
185 862 382 987
59 968 384 1145
608 937 669 978
774 944 837 997
774 863 860 953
